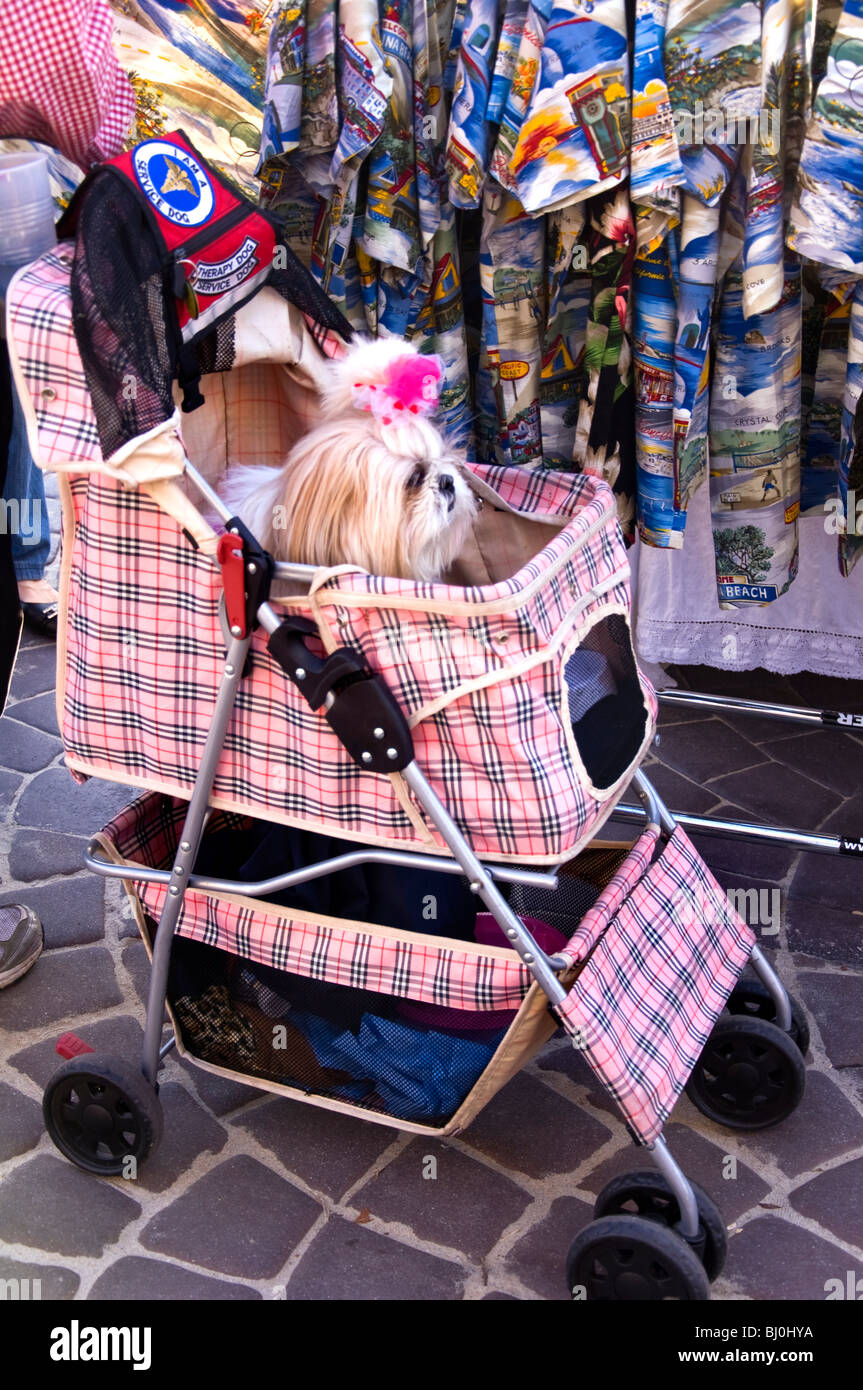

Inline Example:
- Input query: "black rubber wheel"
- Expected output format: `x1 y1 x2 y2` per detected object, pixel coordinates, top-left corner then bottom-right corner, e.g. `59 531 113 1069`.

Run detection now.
43 1055 163 1176
686 1014 806 1130
593 1170 728 1281
566 1214 710 1301
726 977 810 1056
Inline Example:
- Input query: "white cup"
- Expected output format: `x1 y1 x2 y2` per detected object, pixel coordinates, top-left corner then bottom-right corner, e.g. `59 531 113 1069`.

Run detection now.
0 152 56 275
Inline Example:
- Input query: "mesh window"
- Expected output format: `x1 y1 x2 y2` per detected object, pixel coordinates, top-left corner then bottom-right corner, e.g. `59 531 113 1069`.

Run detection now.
138 818 636 1125
194 317 236 378
506 843 632 937
69 174 177 460
564 615 647 790
149 926 509 1128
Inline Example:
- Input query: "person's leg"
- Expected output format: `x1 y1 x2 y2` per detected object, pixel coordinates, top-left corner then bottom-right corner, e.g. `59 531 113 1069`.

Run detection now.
4 375 58 632
0 904 43 987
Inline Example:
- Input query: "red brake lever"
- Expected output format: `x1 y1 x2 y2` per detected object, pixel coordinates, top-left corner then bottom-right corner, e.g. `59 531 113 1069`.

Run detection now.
218 530 248 639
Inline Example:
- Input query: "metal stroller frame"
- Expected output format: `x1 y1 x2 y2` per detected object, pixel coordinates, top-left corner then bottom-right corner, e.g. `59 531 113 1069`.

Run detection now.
613 690 863 860
66 460 798 1296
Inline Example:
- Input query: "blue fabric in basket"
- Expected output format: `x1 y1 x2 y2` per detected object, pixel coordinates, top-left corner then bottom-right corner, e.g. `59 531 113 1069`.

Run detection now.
289 1009 504 1123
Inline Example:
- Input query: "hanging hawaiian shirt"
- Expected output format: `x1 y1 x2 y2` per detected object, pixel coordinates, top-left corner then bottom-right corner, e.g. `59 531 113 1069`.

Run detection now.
788 0 863 575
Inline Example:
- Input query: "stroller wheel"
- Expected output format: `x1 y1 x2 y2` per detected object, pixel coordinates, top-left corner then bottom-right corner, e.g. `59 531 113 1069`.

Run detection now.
566 1214 710 1301
726 977 810 1056
593 1170 727 1281
43 1056 163 1176
686 1015 805 1131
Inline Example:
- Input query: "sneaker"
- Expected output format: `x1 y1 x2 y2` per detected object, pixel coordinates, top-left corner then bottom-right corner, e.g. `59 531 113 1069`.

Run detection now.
0 905 44 987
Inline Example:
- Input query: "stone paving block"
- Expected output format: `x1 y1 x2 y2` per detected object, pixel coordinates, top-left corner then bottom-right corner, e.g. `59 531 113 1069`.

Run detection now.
689 808 797 882
15 767 131 833
0 876 104 948
286 1217 466 1300
796 971 863 1067
533 1040 625 1121
705 763 839 830
0 1080 43 1161
0 944 122 1031
504 1195 594 1300
232 1096 396 1202
9 1014 145 1090
87 1256 260 1300
0 716 59 772
461 1073 612 1179
722 1215 863 1301
8 641 58 698
761 729 863 797
352 1138 531 1260
5 692 60 736
0 768 23 801
173 1054 260 1116
786 899 863 968
131 1082 227 1195
17 628 49 651
715 711 804 744
656 705 716 729
846 1067 863 1107
140 1155 321 1279
581 1121 771 1224
656 718 768 784
0 1155 140 1257
0 1257 79 1300
789 1155 863 1248
8 828 89 882
121 939 151 1007
638 761 722 815
789 844 863 919
741 1071 863 1179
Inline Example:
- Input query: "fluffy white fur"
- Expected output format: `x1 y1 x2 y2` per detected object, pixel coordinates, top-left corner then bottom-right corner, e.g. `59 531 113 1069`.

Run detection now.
220 342 479 581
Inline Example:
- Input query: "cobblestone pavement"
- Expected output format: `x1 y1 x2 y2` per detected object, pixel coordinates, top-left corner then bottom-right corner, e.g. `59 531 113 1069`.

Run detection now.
1 628 862 1301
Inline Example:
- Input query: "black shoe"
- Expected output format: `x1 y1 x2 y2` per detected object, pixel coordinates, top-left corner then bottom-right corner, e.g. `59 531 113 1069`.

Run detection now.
21 601 58 638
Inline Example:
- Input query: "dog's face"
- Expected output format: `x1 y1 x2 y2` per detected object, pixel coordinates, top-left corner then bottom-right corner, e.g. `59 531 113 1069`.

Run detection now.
260 413 479 580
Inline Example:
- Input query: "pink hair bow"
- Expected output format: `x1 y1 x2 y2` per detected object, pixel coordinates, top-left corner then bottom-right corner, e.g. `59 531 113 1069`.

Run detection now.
352 353 444 425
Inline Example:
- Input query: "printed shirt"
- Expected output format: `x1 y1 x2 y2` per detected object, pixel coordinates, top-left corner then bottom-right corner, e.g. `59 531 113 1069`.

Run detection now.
0 0 135 170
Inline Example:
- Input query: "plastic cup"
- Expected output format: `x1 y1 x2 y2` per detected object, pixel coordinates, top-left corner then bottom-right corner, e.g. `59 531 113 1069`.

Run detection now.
0 153 56 282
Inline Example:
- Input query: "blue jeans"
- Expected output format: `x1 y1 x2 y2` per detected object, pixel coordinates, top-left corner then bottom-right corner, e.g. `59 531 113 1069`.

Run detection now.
3 373 50 582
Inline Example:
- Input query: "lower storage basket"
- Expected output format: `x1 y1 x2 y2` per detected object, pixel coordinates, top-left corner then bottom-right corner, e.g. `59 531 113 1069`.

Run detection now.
97 793 639 1136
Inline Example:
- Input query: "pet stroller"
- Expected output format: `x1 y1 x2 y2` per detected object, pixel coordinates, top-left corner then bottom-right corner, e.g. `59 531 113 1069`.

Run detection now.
6 241 807 1302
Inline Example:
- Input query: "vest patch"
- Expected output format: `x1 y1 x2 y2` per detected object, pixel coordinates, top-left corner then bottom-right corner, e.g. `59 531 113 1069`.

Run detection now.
132 140 215 227
192 236 261 295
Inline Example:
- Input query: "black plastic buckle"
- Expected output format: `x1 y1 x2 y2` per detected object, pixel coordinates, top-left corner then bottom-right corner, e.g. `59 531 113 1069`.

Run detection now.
267 619 414 772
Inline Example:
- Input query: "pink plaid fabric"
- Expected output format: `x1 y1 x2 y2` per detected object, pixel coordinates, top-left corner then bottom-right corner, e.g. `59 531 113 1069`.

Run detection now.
102 793 535 1013
59 467 655 862
5 246 101 467
556 826 756 1144
9 251 658 862
560 827 659 964
0 0 134 170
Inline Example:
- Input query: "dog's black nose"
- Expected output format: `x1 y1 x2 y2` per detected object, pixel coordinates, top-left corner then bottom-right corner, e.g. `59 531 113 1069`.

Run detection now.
438 474 455 495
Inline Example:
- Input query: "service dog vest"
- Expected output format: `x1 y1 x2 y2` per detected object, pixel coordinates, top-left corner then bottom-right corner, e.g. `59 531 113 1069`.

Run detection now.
59 131 281 410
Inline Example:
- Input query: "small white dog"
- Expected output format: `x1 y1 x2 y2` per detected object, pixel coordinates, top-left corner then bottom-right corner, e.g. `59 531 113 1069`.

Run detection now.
221 339 478 581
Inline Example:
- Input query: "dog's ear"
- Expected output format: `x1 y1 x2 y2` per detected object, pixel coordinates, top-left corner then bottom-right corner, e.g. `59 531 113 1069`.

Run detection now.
320 338 442 419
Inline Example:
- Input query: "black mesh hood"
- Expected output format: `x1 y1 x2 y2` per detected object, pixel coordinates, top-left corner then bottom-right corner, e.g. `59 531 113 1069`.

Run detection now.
65 168 352 461
69 172 177 460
